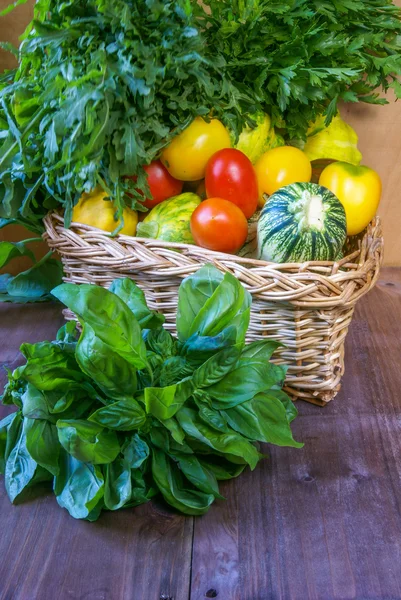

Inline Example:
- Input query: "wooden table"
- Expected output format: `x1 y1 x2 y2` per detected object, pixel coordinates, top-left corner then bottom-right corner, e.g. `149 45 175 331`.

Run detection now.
1 267 401 600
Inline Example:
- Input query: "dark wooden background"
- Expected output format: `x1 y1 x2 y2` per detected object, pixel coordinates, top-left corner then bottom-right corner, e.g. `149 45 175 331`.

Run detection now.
1 267 401 600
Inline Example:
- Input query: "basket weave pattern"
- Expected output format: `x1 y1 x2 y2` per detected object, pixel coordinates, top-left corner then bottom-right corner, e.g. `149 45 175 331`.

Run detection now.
43 213 383 406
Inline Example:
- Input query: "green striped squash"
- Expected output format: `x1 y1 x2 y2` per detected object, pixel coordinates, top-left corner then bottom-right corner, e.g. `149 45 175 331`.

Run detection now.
257 182 346 263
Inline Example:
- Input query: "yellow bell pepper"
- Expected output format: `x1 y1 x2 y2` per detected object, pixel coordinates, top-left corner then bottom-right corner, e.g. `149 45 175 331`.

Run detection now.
72 188 138 235
303 115 362 166
319 162 381 236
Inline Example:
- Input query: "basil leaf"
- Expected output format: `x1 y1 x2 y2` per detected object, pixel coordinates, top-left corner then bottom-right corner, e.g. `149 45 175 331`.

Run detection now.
151 447 214 516
176 407 260 470
179 325 238 366
57 419 120 464
222 394 303 448
19 341 86 391
144 327 176 360
52 283 148 370
144 378 194 420
193 347 240 388
88 398 146 431
5 254 63 302
104 457 132 511
4 410 23 464
0 412 17 474
241 340 282 361
109 278 165 330
122 434 149 469
21 383 54 421
5 426 37 503
54 451 104 520
177 264 224 341
269 389 298 424
75 323 138 400
173 452 223 499
158 356 192 387
178 267 251 342
24 417 60 475
208 359 287 408
0 240 35 269
199 457 246 481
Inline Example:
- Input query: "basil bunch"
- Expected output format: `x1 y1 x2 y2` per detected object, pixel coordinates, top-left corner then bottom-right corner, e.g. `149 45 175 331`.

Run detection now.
0 266 302 520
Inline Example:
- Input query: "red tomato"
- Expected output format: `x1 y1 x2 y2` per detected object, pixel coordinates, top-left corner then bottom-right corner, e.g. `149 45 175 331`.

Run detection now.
127 160 183 209
190 198 248 254
205 148 258 218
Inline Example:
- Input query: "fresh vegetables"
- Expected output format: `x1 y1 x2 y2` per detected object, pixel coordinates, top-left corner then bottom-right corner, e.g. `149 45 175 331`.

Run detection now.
319 163 382 235
205 149 258 218
1 0 400 228
161 118 231 181
129 161 183 210
0 267 302 520
257 183 347 263
190 198 248 254
0 1 239 229
233 113 284 164
72 189 138 235
137 193 201 244
301 116 362 166
255 147 312 205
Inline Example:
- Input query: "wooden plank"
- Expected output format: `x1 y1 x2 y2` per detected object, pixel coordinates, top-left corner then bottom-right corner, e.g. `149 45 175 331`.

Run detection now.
0 303 193 600
190 268 401 600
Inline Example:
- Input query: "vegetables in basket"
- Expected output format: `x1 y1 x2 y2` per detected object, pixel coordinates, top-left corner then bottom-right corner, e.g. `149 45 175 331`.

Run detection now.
72 188 138 235
319 163 382 236
136 193 201 243
1 0 400 229
0 266 302 520
257 182 347 263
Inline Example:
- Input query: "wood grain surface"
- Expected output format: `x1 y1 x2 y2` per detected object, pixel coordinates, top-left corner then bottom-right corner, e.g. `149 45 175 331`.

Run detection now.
1 267 401 600
0 0 401 268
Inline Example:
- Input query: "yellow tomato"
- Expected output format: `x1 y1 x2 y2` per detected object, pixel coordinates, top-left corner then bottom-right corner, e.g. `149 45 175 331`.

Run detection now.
254 146 312 206
72 188 138 236
161 117 231 181
319 162 381 236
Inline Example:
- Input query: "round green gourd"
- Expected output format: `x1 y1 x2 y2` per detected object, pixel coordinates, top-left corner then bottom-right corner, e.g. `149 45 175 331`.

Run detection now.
137 192 201 244
257 182 346 263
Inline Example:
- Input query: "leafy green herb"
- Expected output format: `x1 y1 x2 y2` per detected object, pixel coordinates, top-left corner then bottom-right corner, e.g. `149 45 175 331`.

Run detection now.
1 0 400 229
0 265 302 519
197 0 401 138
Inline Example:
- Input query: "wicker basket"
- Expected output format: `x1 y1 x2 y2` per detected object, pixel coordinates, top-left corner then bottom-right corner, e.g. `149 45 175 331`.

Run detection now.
43 212 383 406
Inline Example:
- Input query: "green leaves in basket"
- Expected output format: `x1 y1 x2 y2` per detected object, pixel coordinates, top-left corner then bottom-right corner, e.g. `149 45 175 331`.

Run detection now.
0 265 303 520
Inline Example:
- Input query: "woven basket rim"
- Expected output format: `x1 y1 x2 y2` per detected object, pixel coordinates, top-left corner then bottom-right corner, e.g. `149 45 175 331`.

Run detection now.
44 211 383 275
